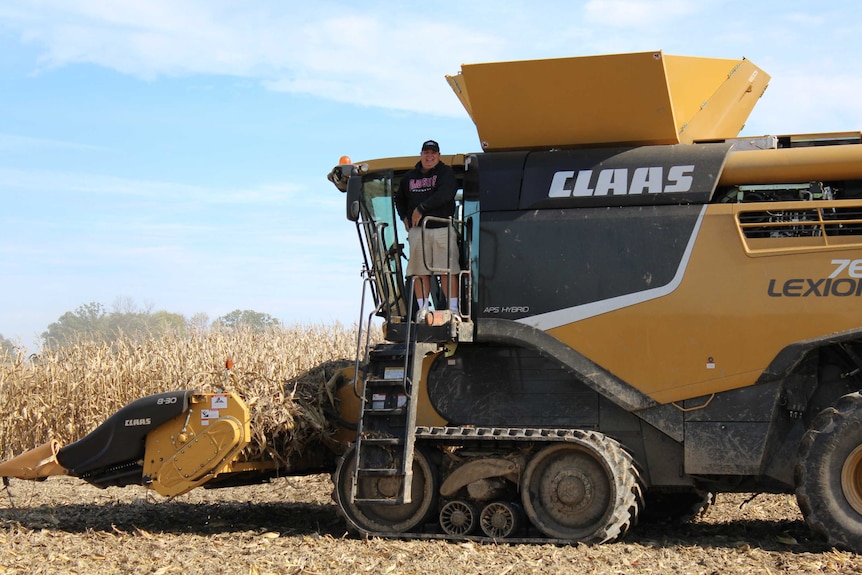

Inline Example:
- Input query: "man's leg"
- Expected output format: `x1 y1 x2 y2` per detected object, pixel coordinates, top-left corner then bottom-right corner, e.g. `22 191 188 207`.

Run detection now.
406 227 433 316
441 274 460 315
413 275 431 318
443 225 462 315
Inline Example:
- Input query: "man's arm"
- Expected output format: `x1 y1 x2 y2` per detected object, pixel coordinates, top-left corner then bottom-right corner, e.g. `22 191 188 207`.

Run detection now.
394 176 410 222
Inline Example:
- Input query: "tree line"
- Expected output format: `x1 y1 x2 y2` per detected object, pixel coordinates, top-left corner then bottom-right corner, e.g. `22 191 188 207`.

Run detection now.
1 300 282 353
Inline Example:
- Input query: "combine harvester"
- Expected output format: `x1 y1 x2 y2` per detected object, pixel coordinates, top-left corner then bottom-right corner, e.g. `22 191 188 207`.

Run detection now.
2 51 861 552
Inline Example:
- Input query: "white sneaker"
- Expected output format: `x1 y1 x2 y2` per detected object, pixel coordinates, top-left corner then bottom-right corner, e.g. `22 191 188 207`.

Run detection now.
416 307 429 323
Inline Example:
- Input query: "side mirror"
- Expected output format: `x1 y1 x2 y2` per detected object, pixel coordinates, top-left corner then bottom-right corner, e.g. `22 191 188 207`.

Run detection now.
346 175 362 221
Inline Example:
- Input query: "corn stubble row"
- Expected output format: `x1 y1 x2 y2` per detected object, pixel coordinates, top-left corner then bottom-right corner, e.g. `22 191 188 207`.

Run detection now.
0 324 367 465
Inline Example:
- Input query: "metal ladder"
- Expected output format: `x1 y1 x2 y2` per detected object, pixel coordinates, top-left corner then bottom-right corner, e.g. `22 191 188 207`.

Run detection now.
350 342 430 504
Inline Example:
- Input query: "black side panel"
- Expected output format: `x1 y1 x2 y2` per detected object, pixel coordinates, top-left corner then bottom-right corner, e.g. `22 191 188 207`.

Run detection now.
685 421 771 475
57 390 192 475
682 383 782 477
477 203 703 319
519 143 730 209
475 318 657 413
427 344 598 428
475 151 529 211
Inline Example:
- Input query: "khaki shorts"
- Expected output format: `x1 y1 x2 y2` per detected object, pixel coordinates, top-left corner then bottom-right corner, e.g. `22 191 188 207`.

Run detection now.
406 225 461 276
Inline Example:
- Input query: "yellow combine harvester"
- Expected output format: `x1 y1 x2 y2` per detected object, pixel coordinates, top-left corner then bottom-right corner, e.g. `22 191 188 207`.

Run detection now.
2 51 861 552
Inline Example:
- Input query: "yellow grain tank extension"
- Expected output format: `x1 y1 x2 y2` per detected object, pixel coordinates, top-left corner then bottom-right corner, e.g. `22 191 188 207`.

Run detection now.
446 51 770 150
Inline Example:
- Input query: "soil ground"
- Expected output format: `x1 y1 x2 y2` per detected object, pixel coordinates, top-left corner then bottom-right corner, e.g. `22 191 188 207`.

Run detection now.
0 474 860 575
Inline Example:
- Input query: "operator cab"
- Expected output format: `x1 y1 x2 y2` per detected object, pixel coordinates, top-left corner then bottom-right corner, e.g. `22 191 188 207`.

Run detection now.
328 155 478 344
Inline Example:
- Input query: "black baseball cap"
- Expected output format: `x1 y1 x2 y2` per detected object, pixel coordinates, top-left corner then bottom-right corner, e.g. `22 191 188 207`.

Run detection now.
421 140 440 152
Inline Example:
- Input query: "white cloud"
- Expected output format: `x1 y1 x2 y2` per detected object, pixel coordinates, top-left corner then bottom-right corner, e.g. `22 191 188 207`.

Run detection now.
0 167 195 200
746 73 862 135
0 166 312 205
4 2 862 149
1 1 502 116
4 0 862 353
0 133 105 152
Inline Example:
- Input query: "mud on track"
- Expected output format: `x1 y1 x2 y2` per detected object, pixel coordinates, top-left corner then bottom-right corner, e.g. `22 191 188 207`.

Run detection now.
1 475 860 575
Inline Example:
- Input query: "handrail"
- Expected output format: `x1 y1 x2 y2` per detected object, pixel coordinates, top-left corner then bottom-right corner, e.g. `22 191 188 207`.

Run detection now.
415 215 471 322
351 270 385 399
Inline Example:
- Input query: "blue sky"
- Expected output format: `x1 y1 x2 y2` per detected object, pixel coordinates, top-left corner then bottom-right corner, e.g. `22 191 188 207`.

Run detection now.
2 1 862 351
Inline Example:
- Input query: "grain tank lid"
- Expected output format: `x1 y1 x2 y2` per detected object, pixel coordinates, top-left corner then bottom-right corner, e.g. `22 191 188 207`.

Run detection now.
445 51 770 151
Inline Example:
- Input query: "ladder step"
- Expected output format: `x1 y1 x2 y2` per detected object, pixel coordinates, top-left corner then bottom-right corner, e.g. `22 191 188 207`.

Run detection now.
365 378 407 388
364 407 406 415
350 343 432 507
360 437 404 446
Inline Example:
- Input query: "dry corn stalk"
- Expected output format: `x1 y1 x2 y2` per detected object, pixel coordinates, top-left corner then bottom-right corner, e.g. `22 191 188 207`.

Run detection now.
0 323 374 465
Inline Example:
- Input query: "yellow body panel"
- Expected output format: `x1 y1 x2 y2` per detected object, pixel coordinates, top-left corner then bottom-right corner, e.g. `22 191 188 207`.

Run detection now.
416 351 449 427
152 416 246 497
332 352 448 443
721 143 862 185
446 52 769 151
0 440 66 480
143 392 252 497
548 202 862 404
667 56 768 142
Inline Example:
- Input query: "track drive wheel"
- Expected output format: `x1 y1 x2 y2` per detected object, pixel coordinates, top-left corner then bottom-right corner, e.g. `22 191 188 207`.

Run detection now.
795 391 862 553
333 445 438 535
521 433 642 543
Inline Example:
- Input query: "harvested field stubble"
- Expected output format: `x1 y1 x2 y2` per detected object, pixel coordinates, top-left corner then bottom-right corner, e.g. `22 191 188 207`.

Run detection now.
1 325 861 573
1 477 861 574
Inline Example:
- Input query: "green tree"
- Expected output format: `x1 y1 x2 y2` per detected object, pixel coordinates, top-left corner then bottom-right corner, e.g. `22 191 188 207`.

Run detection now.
187 312 211 333
41 300 188 348
215 309 281 331
42 302 108 347
150 310 187 333
0 333 18 357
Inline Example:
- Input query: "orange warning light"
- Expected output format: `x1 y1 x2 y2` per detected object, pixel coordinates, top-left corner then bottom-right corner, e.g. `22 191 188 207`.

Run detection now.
339 155 352 165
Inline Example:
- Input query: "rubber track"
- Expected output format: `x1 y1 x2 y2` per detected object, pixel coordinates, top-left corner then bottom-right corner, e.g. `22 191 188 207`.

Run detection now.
340 426 643 545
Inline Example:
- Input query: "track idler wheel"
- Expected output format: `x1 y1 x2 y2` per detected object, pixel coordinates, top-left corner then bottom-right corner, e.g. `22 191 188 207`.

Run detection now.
439 500 478 536
479 501 521 539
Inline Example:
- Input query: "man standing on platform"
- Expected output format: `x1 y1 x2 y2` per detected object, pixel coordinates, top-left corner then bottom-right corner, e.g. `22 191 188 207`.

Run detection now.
395 139 461 320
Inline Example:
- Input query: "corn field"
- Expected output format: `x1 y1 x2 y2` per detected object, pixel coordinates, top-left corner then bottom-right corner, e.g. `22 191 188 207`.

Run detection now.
0 323 367 462
4 326 862 574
